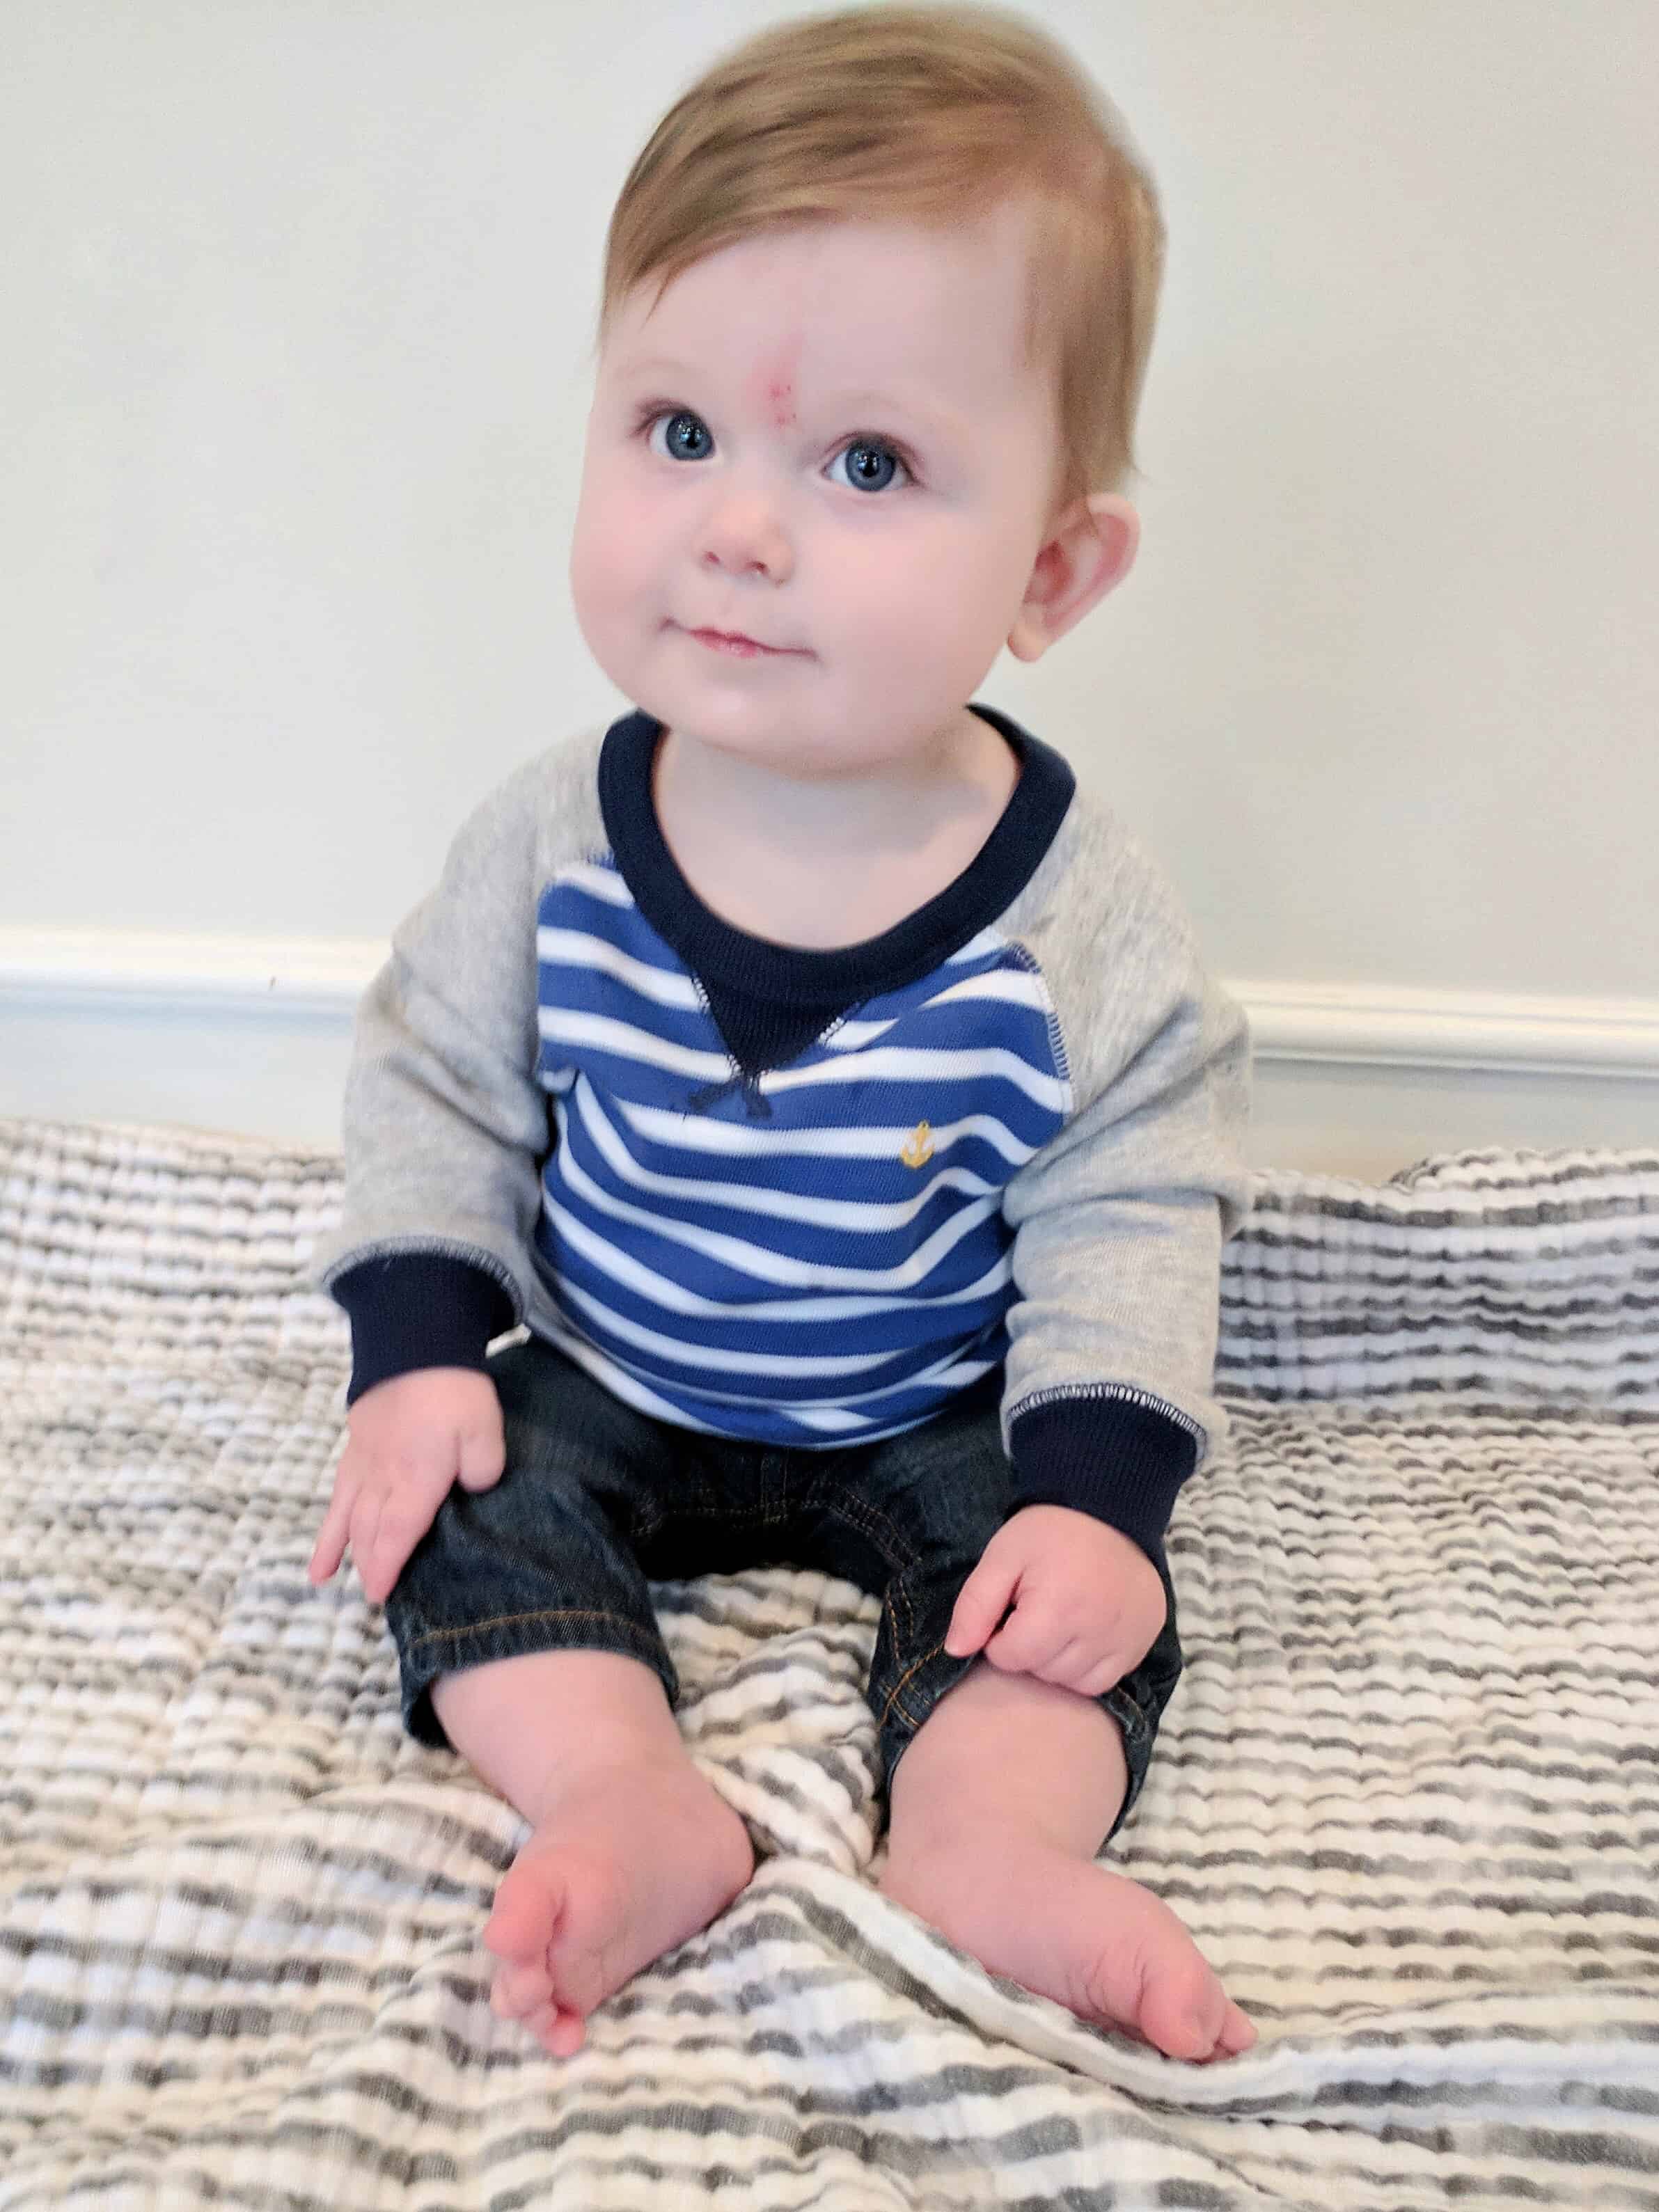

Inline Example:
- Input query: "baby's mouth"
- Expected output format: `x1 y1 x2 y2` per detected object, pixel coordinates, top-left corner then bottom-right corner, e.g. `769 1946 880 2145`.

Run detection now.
679 622 803 658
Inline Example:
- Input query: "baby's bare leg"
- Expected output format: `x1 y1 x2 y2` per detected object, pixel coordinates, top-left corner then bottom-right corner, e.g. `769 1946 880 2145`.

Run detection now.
879 1662 1255 2062
432 1650 754 2055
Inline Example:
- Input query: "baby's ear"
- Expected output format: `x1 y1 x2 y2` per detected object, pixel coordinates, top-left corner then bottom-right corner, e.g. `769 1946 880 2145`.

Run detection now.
1007 495 1140 663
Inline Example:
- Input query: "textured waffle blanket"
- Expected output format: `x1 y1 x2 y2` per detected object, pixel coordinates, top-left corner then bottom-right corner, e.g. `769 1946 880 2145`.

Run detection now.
2 1118 1656 2211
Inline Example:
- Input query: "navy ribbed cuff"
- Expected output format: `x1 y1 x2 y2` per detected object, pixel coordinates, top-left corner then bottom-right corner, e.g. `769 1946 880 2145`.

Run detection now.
329 1252 517 1407
1006 1391 1201 1567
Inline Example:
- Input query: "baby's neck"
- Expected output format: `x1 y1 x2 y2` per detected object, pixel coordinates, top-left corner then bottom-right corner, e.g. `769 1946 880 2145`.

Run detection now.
651 712 1021 951
656 711 1004 851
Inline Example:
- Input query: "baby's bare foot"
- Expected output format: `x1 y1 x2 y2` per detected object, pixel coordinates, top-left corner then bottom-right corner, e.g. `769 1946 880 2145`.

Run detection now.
880 1822 1255 2064
484 1759 754 2056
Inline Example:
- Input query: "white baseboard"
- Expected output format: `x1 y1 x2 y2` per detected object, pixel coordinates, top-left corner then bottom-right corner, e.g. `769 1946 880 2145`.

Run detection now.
1238 979 1659 1079
3 928 1656 1178
0 928 383 1020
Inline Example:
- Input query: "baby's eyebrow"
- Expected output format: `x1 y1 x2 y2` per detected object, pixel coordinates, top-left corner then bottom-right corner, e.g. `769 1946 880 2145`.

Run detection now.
831 390 967 445
618 354 700 382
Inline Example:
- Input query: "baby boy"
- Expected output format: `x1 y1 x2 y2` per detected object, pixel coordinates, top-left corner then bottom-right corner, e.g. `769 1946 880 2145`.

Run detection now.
310 3 1255 2066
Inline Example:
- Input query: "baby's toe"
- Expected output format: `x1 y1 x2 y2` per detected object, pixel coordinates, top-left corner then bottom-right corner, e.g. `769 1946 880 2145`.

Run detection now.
540 2008 592 2053
485 1858 567 1964
1132 1946 1220 2061
529 2002 588 2058
490 1954 552 2020
1143 1957 1243 2064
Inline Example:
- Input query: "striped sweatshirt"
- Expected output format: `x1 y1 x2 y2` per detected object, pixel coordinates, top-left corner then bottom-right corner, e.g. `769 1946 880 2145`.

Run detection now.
314 704 1252 1568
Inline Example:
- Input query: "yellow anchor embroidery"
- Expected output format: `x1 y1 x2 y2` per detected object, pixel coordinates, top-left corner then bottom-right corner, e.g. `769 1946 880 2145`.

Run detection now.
899 1121 935 1170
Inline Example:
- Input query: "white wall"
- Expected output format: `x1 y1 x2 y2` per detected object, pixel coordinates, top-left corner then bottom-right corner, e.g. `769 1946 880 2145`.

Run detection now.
3 1 1656 1176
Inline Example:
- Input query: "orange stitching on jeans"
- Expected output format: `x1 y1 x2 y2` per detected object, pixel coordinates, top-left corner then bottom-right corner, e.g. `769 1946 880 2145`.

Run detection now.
828 1490 920 1572
616 1492 925 1643
823 1499 920 1648
406 1606 653 1651
879 1641 953 1726
645 1502 775 1522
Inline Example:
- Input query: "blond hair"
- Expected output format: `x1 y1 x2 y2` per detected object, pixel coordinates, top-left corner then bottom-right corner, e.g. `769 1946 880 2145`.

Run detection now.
595 3 1165 515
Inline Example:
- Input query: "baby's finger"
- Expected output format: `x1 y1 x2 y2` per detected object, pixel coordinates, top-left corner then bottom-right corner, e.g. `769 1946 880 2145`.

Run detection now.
1037 1639 1124 1697
1071 1656 1128 1698
307 1522 346 1585
455 1416 505 1492
944 1556 1018 1657
982 1604 1066 1677
307 1477 357 1584
359 1478 448 1603
349 1488 391 1600
1030 1636 1090 1690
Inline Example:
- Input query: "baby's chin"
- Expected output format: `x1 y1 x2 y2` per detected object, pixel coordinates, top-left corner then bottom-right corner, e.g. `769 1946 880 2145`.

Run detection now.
629 653 981 780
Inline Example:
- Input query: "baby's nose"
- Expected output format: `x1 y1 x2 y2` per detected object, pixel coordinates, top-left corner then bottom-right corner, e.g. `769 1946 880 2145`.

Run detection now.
695 489 794 580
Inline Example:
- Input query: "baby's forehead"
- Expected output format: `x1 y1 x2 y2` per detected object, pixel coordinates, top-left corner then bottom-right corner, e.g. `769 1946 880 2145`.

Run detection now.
605 212 1048 426
606 324 810 410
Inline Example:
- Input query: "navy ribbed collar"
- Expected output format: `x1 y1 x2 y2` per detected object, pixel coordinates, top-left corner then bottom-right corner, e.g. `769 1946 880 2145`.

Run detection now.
596 702 1075 1009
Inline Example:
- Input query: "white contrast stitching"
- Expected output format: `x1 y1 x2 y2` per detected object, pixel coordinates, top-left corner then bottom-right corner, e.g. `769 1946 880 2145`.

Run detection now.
1006 1383 1208 1448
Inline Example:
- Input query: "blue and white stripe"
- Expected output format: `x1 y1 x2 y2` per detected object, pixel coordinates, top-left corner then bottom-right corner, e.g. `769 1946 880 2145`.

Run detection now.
531 860 1070 1444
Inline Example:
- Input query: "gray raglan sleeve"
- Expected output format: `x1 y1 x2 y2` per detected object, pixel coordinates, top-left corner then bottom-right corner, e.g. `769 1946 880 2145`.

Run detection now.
310 763 553 1398
998 937 1252 1568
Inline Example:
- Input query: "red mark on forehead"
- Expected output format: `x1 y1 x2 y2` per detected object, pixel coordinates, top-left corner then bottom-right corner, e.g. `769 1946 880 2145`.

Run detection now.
751 341 801 429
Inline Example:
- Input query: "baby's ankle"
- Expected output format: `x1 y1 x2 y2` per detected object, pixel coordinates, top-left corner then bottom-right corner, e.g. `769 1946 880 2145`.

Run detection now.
515 1743 705 1834
430 1649 690 1833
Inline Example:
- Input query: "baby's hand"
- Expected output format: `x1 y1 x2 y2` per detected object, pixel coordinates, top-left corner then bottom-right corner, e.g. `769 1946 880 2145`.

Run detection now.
944 1504 1165 1698
307 1367 505 1606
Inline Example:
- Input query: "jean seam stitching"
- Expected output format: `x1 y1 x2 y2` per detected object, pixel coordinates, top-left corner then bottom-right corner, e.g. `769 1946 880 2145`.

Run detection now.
821 1496 921 1650
879 1642 951 1728
406 1606 658 1652
638 1501 782 1523
824 1491 920 1575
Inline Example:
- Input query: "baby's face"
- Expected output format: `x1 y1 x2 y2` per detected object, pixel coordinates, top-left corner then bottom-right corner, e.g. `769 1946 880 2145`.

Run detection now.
569 197 1069 779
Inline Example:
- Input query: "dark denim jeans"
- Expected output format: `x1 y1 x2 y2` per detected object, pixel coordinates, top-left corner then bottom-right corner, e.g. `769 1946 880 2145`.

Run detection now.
386 1334 1184 1840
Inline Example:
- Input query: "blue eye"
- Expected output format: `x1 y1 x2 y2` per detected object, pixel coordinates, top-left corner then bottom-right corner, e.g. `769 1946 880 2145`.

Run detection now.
634 404 912 491
830 439 908 493
650 409 712 461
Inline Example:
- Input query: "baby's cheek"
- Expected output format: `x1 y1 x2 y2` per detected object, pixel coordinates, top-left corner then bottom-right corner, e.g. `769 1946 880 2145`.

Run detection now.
574 532 652 651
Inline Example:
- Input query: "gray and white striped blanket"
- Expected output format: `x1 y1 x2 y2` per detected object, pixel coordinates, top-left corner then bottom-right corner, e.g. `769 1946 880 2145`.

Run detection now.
2 1119 1656 2210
